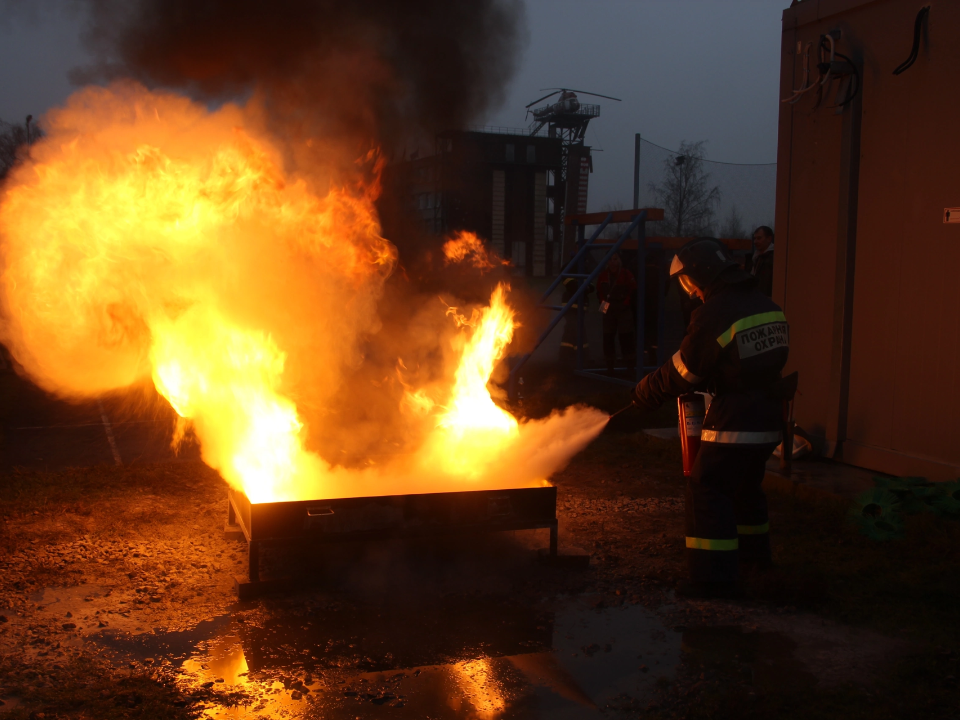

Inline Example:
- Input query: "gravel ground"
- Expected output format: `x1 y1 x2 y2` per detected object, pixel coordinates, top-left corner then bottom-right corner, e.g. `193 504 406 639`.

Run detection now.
0 429 912 719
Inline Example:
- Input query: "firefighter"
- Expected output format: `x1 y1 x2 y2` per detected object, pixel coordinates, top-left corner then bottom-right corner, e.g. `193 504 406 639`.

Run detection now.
597 252 636 375
629 238 790 598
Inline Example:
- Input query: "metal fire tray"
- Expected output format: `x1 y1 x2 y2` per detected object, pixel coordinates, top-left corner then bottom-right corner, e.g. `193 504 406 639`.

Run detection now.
225 486 558 598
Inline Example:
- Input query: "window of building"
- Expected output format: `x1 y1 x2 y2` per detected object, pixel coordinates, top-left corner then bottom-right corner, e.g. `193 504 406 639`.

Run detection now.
526 145 536 163
505 144 515 162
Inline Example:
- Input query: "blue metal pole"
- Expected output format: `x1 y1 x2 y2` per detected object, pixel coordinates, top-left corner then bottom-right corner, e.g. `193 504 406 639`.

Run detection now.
507 212 647 392
656 246 667 368
576 222 586 372
635 217 646 383
537 214 613 305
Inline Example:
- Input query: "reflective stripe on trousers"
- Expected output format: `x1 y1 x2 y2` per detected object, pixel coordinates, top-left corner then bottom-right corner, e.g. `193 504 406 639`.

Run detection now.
701 429 781 444
686 537 738 551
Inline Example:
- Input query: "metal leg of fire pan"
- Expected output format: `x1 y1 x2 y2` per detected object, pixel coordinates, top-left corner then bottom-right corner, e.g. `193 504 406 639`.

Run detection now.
538 520 590 568
224 500 245 540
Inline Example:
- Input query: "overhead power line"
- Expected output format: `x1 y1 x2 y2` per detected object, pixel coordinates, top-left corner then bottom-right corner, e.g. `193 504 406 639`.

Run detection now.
640 137 776 167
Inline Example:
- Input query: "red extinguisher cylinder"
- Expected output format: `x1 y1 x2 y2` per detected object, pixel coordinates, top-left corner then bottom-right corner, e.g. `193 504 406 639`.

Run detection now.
677 393 706 477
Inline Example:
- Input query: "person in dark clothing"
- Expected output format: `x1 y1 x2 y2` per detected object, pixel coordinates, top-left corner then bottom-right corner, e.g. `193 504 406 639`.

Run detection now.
630 238 789 598
747 225 775 297
596 252 637 375
558 276 592 370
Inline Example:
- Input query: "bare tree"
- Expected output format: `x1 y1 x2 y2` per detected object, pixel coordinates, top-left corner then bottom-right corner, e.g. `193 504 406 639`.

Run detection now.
719 205 748 239
649 140 720 236
0 116 41 181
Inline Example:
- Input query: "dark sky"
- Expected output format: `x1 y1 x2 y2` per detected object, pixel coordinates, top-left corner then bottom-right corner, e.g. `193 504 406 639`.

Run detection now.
0 0 784 212
483 0 784 212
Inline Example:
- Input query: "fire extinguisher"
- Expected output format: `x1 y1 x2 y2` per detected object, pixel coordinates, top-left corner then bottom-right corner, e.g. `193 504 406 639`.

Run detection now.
677 393 706 476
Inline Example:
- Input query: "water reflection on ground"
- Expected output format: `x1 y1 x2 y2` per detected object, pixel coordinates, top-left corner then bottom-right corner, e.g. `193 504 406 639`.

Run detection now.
94 596 680 718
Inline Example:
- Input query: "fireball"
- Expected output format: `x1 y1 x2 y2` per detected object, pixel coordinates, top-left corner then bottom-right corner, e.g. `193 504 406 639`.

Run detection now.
0 83 608 503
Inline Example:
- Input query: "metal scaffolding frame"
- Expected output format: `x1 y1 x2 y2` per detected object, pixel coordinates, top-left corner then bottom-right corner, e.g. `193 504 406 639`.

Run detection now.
508 209 662 398
505 209 756 399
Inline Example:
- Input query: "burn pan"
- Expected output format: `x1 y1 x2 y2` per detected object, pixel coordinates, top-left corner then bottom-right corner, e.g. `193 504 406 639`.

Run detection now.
225 486 559 599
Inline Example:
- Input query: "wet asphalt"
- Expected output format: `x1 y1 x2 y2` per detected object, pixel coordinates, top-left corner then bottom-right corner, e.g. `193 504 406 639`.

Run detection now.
0 350 842 718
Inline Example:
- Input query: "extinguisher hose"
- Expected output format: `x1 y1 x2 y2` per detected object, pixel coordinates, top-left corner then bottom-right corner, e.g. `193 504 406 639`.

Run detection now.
608 402 635 422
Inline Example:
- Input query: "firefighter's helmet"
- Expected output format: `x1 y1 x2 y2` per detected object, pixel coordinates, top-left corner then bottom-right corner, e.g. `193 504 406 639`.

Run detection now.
669 238 747 296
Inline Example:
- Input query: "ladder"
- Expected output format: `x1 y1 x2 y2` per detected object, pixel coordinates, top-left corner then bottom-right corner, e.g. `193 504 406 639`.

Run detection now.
508 209 655 398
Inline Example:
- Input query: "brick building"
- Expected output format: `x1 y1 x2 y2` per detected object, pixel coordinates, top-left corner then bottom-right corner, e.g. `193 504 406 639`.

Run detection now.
388 129 583 277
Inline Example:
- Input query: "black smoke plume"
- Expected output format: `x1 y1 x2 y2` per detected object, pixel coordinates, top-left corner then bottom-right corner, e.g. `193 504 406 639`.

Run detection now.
75 0 526 164
67 0 541 465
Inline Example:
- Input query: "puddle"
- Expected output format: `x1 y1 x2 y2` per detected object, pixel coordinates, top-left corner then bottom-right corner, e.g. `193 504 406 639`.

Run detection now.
90 597 681 718
75 596 833 717
96 614 234 661
25 584 114 637
0 695 22 714
681 625 818 692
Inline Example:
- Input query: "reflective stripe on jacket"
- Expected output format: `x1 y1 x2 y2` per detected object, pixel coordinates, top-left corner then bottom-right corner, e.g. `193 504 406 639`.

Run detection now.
633 280 788 436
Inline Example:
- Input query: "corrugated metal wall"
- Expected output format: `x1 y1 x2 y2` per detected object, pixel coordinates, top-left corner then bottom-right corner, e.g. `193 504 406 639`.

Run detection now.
775 0 960 480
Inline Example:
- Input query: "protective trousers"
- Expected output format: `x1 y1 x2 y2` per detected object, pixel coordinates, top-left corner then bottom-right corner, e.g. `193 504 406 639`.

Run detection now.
602 332 636 368
602 307 636 370
559 311 587 370
685 441 775 583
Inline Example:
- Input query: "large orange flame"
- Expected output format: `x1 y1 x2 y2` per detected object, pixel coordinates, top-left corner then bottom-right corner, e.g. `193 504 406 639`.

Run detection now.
442 230 510 271
0 83 608 503
434 284 519 478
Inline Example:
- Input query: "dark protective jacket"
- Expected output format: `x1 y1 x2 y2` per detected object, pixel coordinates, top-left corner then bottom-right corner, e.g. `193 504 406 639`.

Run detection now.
560 276 592 309
747 248 775 297
633 278 788 443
